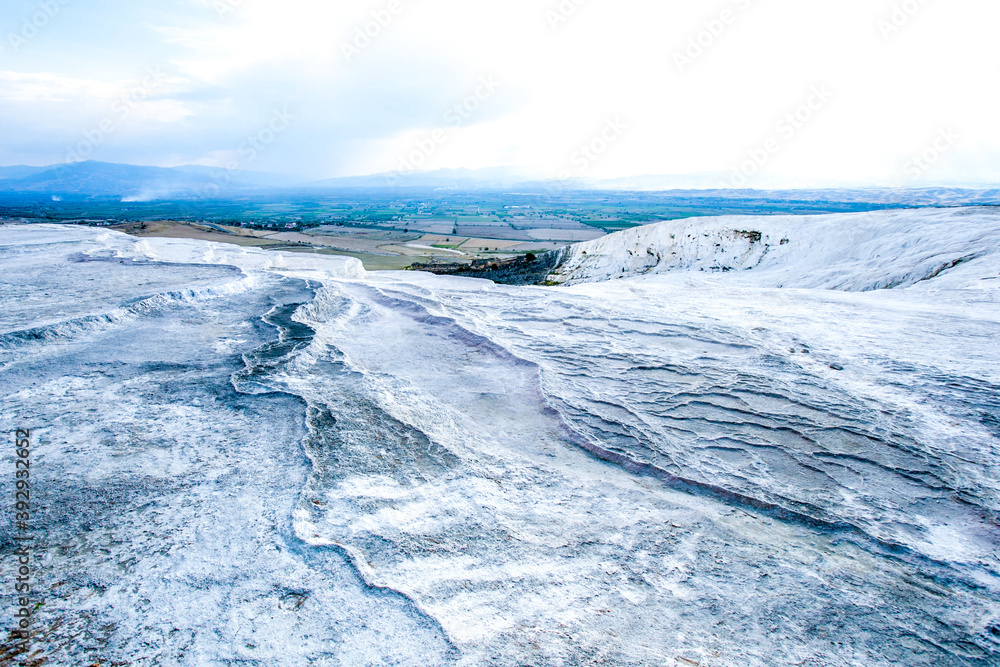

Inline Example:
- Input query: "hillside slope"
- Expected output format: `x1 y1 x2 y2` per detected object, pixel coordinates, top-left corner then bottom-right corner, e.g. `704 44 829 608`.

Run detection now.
546 207 1000 291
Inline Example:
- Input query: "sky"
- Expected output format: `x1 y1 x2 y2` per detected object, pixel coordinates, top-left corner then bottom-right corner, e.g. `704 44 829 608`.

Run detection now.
0 0 998 187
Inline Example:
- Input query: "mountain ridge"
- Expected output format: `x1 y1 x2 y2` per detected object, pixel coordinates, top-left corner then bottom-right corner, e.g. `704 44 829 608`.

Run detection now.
0 161 998 203
544 206 1000 290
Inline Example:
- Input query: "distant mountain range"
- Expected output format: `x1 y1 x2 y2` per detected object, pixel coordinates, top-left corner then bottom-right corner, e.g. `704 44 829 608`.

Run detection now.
0 161 302 199
0 161 998 206
311 166 536 190
0 162 548 197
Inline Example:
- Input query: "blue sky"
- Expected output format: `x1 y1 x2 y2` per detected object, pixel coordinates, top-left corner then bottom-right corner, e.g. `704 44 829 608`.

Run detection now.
1 0 998 186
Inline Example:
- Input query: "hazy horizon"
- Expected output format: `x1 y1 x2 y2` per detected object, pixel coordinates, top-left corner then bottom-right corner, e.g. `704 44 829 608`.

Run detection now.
4 159 1000 191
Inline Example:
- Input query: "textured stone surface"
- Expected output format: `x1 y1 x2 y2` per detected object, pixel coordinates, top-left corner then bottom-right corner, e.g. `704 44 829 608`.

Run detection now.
1 216 998 666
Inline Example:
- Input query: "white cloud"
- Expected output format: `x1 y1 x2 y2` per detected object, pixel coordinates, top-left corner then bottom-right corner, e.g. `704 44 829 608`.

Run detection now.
0 71 119 102
2 0 999 184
